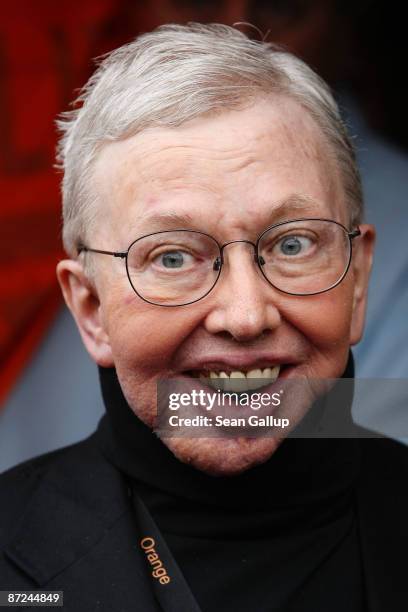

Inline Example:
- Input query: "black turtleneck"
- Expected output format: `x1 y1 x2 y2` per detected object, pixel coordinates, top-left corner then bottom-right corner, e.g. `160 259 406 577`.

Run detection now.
94 354 366 612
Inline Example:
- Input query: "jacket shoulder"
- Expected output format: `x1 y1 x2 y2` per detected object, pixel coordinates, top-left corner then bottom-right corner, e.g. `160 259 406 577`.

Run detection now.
359 435 408 475
0 426 152 607
355 436 408 609
356 435 408 515
0 436 97 546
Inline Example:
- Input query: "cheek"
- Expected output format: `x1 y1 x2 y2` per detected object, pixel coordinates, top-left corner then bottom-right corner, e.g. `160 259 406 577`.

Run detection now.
103 292 201 372
284 283 354 351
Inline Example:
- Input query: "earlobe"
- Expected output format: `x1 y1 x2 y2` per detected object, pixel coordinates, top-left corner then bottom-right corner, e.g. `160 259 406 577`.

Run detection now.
350 224 376 345
56 259 114 367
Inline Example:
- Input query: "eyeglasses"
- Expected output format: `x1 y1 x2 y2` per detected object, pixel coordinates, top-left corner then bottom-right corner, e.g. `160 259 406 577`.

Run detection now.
78 218 361 307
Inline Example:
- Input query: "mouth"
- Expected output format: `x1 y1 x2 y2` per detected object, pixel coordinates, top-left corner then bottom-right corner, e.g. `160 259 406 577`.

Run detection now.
183 364 291 393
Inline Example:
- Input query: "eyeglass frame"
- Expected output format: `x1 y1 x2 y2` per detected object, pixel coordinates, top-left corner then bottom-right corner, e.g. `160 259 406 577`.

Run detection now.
77 217 361 307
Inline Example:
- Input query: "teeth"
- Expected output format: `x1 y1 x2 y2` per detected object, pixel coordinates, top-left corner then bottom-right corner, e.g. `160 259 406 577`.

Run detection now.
247 369 262 378
199 366 280 392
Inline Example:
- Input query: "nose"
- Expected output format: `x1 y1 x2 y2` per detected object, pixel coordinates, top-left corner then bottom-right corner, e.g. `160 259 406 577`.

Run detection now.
203 241 282 342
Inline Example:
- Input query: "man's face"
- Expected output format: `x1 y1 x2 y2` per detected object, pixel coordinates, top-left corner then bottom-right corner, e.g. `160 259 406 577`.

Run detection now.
58 96 374 475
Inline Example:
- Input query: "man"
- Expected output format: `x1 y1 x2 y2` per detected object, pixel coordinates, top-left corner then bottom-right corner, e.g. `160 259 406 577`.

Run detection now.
0 23 406 611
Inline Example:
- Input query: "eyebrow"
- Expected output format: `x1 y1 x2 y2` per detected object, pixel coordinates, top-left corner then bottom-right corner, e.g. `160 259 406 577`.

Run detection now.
263 194 324 224
133 194 326 236
135 210 199 233
133 210 204 234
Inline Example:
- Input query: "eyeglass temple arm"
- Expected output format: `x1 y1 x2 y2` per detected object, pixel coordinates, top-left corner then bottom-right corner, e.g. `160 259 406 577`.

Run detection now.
77 246 127 258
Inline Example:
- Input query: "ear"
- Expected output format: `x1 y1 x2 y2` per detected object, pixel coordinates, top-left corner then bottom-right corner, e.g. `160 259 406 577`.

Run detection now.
56 259 114 367
350 223 376 345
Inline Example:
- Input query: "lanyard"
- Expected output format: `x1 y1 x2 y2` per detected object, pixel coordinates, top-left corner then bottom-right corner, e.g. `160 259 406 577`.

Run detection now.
130 485 203 612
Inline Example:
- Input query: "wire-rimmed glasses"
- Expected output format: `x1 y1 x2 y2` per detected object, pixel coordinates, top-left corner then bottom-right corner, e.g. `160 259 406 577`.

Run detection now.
77 218 361 307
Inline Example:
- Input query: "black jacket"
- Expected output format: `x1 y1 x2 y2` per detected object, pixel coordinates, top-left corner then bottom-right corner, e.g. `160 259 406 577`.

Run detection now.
0 427 407 611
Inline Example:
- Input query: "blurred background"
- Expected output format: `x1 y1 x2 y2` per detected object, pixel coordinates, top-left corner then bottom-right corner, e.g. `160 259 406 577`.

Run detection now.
1 0 407 471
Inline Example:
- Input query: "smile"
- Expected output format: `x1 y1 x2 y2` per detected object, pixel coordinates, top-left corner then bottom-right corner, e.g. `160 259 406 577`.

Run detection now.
189 365 281 392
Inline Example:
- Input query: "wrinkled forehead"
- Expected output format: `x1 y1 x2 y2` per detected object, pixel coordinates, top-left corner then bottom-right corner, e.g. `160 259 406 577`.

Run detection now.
91 97 347 242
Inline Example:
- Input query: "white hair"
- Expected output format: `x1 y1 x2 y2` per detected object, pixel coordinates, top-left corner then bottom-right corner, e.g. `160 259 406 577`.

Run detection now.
56 22 363 257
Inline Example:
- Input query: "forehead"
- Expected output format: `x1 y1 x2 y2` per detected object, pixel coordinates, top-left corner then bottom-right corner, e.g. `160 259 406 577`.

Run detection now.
93 96 346 242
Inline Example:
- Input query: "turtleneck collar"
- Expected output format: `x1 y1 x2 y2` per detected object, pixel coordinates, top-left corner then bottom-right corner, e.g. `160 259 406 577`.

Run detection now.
93 354 365 612
94 353 360 514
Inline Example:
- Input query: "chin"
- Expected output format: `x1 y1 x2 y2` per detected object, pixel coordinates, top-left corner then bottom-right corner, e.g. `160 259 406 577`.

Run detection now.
160 435 284 477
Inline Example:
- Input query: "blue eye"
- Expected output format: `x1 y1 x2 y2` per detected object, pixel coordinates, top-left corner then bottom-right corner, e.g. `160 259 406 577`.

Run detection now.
279 235 312 255
159 251 186 268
